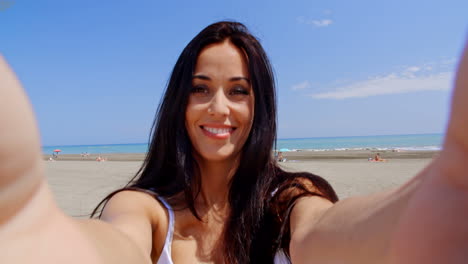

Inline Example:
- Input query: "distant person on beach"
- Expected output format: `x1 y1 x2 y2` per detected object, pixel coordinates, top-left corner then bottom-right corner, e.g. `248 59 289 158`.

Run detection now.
96 156 107 162
375 153 386 162
370 153 387 162
277 151 285 162
2 21 468 263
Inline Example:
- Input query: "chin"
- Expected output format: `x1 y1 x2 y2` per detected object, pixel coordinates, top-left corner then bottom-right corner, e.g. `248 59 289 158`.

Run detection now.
197 146 240 163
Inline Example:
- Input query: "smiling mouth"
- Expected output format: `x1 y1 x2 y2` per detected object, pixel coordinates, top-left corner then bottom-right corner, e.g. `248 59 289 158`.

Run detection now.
201 126 236 137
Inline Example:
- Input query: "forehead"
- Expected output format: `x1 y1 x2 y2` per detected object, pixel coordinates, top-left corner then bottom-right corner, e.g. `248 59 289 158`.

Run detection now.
194 41 249 78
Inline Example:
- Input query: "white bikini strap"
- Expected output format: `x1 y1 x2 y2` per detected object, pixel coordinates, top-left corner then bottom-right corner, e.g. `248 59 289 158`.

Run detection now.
157 197 175 252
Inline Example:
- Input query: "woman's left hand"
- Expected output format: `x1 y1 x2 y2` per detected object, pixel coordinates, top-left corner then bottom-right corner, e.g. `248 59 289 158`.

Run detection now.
389 41 468 264
289 41 468 264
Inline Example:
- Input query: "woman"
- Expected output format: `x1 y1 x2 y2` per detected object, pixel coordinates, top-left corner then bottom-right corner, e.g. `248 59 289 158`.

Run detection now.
1 21 468 264
92 21 337 263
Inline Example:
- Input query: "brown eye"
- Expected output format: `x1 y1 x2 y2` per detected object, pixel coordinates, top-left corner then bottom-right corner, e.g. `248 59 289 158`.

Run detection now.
230 86 250 96
191 85 209 94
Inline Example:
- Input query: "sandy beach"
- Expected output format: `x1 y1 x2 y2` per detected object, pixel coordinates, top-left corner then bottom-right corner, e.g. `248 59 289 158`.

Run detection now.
44 150 436 218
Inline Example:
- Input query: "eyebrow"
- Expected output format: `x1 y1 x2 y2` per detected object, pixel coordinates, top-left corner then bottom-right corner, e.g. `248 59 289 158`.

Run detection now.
192 74 250 83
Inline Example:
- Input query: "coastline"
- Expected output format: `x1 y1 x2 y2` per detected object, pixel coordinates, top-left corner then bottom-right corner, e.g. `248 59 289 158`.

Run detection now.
43 149 439 162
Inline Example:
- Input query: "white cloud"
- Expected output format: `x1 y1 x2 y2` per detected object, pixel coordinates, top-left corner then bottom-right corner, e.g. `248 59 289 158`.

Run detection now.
297 16 333 28
291 81 311 90
401 66 421 77
311 71 453 99
406 66 420 72
312 19 333 27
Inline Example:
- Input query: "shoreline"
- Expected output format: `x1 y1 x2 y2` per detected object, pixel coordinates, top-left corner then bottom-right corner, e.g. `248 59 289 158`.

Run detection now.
43 149 439 162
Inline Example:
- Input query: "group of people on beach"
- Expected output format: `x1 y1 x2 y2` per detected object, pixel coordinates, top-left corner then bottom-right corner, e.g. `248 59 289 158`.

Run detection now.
79 152 108 162
2 21 468 263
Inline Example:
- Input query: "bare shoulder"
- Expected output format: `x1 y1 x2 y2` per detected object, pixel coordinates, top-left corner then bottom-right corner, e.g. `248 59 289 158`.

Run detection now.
275 171 338 204
272 172 336 242
290 196 334 235
99 189 169 260
101 189 166 225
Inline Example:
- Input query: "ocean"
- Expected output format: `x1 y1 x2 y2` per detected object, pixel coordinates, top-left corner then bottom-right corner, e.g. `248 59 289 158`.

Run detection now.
42 133 443 155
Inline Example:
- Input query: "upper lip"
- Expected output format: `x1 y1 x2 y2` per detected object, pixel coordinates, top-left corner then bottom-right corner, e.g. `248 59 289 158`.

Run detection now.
200 124 236 129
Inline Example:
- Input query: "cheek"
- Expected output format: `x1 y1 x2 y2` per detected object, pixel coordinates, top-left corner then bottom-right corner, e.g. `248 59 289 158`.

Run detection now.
247 98 255 127
185 103 197 135
238 101 255 135
185 98 199 123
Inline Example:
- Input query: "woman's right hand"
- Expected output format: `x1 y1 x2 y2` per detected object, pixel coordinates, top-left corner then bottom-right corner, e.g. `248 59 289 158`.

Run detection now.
0 54 99 263
0 54 44 225
0 55 152 264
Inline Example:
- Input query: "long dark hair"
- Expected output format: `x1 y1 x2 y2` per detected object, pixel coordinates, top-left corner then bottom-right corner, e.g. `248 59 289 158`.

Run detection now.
92 21 338 263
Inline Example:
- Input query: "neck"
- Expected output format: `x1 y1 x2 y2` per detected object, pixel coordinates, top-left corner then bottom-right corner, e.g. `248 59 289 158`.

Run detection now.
195 157 239 210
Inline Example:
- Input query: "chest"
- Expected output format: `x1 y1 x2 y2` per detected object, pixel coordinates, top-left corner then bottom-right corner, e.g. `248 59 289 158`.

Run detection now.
154 208 227 264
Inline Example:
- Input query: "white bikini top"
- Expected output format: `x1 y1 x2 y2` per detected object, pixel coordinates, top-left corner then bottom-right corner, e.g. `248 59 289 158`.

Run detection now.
156 197 175 264
155 196 290 264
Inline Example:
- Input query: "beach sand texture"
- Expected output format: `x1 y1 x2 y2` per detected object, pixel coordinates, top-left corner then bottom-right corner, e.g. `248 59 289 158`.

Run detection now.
44 151 434 218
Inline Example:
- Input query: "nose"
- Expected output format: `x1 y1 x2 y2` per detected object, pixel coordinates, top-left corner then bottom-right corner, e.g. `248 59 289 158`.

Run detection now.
208 89 230 117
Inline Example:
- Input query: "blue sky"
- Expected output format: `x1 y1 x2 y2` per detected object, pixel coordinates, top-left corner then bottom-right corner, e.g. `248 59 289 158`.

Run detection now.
1 0 467 146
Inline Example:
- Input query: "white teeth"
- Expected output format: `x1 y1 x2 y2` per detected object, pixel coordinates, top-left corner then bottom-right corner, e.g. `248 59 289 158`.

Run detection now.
203 126 232 134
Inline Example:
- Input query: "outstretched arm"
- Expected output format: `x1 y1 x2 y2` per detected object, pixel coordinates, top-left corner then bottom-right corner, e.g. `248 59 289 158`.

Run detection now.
389 38 468 264
0 56 152 263
290 40 468 264
0 55 44 225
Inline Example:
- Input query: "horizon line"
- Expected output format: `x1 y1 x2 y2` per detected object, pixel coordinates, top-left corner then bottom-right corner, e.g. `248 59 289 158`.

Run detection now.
42 132 444 148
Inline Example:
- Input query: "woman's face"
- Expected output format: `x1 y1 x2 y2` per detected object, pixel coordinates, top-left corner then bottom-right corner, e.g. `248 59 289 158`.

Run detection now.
185 41 254 164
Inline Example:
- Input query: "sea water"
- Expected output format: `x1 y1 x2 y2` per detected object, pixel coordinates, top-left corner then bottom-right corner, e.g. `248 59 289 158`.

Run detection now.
42 133 443 155
275 133 443 152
